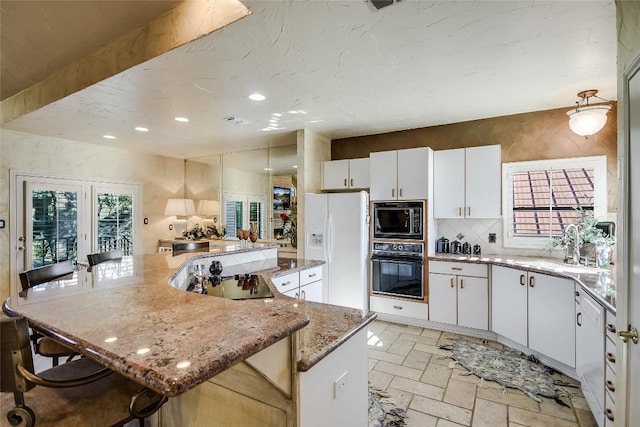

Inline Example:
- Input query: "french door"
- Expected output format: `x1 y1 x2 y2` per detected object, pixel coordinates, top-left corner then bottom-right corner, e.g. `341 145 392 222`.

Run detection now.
222 193 267 239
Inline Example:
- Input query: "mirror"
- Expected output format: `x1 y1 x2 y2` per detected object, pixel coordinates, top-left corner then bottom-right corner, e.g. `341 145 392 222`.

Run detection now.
186 144 297 244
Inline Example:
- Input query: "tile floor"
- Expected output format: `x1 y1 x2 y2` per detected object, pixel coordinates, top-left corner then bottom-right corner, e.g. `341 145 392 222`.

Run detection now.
368 320 598 427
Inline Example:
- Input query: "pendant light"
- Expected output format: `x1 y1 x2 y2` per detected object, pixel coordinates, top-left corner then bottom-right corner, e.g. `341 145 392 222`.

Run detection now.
566 89 612 137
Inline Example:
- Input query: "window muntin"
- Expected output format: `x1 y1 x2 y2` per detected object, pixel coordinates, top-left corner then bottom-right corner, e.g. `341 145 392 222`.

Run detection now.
503 156 607 248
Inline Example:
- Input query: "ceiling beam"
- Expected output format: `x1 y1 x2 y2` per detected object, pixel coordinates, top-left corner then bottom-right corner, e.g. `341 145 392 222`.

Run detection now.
1 0 250 125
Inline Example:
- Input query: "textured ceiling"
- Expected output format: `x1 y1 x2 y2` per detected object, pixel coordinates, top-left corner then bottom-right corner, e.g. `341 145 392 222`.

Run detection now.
1 0 617 160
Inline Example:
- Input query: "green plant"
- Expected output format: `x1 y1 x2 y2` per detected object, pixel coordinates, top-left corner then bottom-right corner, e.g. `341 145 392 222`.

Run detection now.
546 207 615 254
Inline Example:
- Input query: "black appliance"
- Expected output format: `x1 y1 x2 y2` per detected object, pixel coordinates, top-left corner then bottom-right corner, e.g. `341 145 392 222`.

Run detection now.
373 201 424 240
188 273 274 300
371 241 424 300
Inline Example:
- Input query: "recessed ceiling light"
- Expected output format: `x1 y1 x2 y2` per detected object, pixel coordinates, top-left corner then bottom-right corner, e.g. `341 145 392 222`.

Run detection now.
249 93 266 101
293 165 298 168
174 117 189 122
272 113 282 117
264 167 273 171
135 126 149 132
103 135 116 139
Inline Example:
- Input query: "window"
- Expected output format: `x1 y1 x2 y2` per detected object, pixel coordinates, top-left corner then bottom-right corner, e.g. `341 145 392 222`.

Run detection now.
93 184 139 256
503 156 607 248
222 192 267 239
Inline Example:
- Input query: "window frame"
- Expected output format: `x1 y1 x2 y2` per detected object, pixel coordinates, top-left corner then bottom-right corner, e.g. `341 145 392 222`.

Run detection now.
502 155 607 249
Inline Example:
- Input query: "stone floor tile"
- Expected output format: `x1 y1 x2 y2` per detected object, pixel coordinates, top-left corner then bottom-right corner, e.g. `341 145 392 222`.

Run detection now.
539 396 577 421
368 358 378 372
374 360 423 380
414 342 453 357
410 395 473 426
386 387 413 410
388 338 416 356
574 408 598 427
475 386 540 412
390 376 445 400
449 371 480 385
443 378 477 410
421 328 443 339
430 354 457 366
405 409 438 427
570 396 590 412
509 407 579 427
368 348 406 364
400 331 442 346
471 398 507 427
368 320 391 334
437 420 466 427
369 368 394 390
403 349 431 370
420 361 453 388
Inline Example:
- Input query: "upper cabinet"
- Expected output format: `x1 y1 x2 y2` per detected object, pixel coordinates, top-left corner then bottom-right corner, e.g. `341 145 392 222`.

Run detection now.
370 147 432 201
433 144 501 219
322 158 370 190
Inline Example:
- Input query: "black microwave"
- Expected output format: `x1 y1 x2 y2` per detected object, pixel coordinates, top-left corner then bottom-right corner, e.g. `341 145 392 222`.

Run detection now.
372 201 424 240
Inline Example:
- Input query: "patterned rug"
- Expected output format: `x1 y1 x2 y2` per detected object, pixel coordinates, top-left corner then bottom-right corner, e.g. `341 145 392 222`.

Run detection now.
369 384 407 427
440 339 573 406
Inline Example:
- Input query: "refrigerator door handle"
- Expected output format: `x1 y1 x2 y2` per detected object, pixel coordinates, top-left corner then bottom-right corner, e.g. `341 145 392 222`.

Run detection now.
327 213 334 263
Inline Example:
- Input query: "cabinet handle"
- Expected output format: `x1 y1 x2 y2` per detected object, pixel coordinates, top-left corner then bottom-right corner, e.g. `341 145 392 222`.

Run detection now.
301 290 306 300
605 352 616 363
577 312 582 327
605 380 615 392
295 292 300 299
450 278 455 288
308 273 316 278
392 305 403 310
392 189 395 198
519 274 525 286
344 178 347 187
529 276 535 288
575 291 580 297
451 267 463 271
467 206 471 216
605 409 614 422
460 279 464 289
606 323 617 333
283 281 292 286
399 188 403 197
350 178 354 187
458 207 462 217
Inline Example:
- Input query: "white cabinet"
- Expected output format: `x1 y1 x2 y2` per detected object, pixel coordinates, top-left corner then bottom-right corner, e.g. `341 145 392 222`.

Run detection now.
369 147 431 201
322 158 370 190
369 295 428 320
604 310 616 426
491 265 575 367
433 145 501 218
575 286 605 426
428 261 488 330
272 266 324 303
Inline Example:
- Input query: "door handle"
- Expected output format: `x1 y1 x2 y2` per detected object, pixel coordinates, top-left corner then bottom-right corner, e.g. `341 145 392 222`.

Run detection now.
529 275 535 288
392 188 395 198
618 326 639 344
399 188 403 198
460 279 464 289
458 207 462 217
343 178 347 187
450 278 454 288
467 206 471 216
350 178 354 187
519 274 525 286
576 312 582 327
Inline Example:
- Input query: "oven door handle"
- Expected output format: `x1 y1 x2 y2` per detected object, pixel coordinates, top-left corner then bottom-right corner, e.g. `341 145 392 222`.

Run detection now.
371 254 424 263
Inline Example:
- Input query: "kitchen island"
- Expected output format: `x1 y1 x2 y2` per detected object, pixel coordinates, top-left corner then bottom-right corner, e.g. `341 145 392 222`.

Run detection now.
3 246 376 426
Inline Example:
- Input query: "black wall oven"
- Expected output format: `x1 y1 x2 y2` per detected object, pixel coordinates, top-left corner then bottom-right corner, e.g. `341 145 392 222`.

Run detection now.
371 241 424 300
373 201 424 240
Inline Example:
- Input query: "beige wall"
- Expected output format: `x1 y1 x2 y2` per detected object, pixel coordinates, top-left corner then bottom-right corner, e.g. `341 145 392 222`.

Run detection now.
0 129 218 301
332 106 618 213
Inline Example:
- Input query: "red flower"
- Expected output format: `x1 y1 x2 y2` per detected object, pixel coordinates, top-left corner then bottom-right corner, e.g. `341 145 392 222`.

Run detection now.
280 213 289 222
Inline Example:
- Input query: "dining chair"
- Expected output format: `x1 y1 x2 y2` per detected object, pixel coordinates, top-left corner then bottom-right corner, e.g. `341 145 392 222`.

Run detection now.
18 261 77 367
0 316 167 427
87 248 123 268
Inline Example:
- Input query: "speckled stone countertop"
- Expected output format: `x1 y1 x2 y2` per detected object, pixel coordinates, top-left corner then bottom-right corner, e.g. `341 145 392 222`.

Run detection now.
429 254 616 312
3 251 375 396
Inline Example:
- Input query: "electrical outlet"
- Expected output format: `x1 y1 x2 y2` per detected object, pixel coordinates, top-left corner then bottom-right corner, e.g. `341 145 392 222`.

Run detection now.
488 233 496 243
333 372 348 399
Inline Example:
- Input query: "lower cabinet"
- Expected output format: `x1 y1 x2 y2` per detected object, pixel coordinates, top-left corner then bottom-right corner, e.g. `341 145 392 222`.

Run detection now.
369 295 428 320
428 261 488 330
272 266 324 303
492 265 575 368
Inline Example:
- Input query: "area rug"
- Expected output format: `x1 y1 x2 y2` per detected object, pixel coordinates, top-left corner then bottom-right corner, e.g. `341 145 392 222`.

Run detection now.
439 339 572 406
369 384 407 427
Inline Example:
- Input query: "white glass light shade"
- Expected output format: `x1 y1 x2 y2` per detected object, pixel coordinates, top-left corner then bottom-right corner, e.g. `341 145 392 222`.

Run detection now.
197 200 220 216
164 198 196 217
567 105 611 137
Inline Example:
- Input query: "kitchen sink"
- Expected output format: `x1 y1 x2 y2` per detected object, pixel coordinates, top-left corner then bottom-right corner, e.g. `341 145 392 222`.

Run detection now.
516 260 605 274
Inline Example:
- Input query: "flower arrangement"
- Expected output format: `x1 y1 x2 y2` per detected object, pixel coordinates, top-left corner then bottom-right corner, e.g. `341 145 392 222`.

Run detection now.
547 207 615 254
206 223 226 239
183 223 207 240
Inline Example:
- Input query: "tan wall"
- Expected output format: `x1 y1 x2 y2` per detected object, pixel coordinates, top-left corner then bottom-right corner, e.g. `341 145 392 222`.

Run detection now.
0 129 220 302
332 106 618 213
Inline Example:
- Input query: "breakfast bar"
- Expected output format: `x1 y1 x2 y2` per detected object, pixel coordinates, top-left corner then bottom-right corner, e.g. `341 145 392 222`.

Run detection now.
3 246 376 426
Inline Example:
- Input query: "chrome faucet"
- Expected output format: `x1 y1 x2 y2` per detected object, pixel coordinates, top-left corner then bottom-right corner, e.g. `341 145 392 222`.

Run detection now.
564 224 581 265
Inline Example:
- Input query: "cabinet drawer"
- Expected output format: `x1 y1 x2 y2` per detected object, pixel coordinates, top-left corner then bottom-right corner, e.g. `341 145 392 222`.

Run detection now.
429 261 488 278
271 272 300 294
605 336 616 367
605 310 617 342
300 266 323 286
370 296 428 320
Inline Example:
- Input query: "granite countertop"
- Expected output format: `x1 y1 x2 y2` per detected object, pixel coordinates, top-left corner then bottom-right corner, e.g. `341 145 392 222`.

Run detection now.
429 253 616 312
3 250 375 397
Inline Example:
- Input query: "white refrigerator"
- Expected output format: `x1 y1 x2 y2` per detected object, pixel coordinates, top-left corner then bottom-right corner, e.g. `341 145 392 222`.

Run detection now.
304 191 369 310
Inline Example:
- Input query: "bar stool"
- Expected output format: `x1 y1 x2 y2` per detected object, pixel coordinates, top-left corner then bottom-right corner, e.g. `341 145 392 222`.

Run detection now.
87 249 123 270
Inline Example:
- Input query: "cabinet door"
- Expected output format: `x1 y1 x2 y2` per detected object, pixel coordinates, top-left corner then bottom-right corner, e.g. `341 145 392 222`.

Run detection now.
433 148 465 218
428 273 457 325
528 273 576 368
300 280 323 303
397 147 429 200
491 266 527 347
322 160 349 190
369 151 398 201
465 145 501 218
457 276 488 330
349 158 370 189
